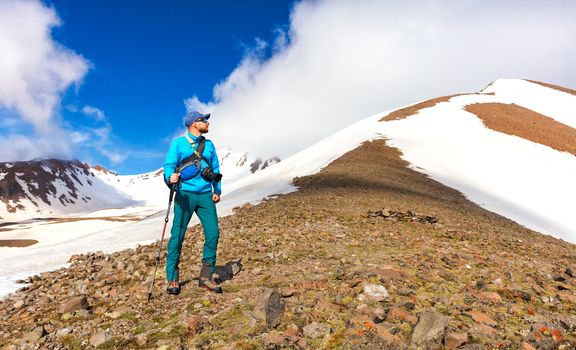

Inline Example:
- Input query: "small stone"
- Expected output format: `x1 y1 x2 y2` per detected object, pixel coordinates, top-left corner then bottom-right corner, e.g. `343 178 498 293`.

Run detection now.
285 323 299 338
512 289 532 301
492 278 504 287
265 331 285 346
521 342 537 350
373 306 386 320
56 328 73 337
541 296 550 303
445 332 468 349
358 284 389 302
303 322 330 339
465 310 497 326
13 300 24 309
89 331 112 347
76 309 91 319
252 267 263 275
22 326 47 342
281 287 295 298
62 295 89 313
135 333 148 346
254 288 284 329
374 324 399 345
479 292 502 303
106 305 132 319
386 306 418 325
61 313 74 321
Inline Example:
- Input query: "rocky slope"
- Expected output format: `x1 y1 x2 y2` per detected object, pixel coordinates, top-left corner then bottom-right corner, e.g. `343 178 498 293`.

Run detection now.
1 138 575 349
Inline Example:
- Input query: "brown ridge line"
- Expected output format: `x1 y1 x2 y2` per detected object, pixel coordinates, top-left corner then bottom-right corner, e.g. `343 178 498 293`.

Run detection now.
527 80 576 96
380 94 464 122
465 102 576 156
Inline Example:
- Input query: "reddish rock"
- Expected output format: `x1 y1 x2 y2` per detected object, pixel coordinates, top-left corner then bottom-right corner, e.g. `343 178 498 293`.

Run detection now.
479 291 502 303
521 341 537 350
445 332 468 349
386 306 418 325
265 331 285 346
470 323 497 336
374 324 401 345
465 310 497 326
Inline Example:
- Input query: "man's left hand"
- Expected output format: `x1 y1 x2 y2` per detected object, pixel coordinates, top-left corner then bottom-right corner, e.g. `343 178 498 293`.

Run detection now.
213 194 220 203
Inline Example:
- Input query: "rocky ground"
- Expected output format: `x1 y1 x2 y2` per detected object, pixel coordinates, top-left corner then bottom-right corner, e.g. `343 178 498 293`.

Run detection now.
1 140 575 349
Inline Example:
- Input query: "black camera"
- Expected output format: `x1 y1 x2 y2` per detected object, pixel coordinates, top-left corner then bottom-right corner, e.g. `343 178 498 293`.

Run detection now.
201 167 222 182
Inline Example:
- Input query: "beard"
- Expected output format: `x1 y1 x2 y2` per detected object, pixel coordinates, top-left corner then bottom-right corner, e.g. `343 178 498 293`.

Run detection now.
199 125 209 133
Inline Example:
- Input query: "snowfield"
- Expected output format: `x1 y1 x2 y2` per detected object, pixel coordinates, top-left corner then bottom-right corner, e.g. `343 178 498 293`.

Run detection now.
1 79 574 298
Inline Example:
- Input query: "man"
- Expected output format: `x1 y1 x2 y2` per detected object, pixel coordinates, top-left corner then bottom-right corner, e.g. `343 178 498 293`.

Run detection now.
163 110 222 294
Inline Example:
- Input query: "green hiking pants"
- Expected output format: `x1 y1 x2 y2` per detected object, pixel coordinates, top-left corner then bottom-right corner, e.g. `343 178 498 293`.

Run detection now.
166 190 219 281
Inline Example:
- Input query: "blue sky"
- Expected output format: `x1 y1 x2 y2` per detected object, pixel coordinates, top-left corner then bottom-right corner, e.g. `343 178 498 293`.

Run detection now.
1 0 574 174
52 0 295 173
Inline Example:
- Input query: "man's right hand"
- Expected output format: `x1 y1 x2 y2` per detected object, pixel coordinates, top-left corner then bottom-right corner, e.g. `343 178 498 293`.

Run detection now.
169 173 180 184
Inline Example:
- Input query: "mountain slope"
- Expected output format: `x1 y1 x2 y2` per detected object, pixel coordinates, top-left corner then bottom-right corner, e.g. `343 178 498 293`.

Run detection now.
0 135 574 349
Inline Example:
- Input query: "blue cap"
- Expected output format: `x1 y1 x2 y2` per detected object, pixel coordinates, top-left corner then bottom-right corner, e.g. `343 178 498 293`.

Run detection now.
184 111 211 127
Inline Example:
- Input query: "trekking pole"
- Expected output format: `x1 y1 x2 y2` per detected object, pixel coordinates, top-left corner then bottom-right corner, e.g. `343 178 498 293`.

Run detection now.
147 181 177 301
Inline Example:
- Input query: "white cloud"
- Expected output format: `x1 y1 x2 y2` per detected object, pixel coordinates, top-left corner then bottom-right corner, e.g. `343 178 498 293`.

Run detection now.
0 0 89 161
186 0 576 159
81 105 107 122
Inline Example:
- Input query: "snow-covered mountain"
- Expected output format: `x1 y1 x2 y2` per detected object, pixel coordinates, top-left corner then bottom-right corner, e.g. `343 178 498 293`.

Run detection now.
0 159 137 222
0 151 280 222
219 78 576 242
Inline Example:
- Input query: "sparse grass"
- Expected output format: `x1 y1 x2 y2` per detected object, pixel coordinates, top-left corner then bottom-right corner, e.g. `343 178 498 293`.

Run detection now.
60 335 82 350
97 337 130 349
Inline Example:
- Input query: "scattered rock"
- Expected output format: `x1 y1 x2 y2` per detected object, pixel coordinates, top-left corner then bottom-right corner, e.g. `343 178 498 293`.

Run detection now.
134 333 148 346
303 322 330 339
465 310 497 326
386 306 418 325
479 291 502 303
254 288 284 329
61 295 89 313
358 283 389 302
89 331 112 347
281 287 296 298
264 331 285 346
106 305 132 319
445 332 468 349
411 309 448 348
22 326 47 343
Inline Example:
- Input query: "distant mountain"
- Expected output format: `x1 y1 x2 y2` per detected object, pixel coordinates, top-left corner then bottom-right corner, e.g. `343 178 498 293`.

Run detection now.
0 159 136 221
0 151 280 222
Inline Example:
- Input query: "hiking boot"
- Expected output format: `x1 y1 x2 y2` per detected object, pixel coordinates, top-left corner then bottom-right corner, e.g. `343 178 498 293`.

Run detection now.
166 280 180 295
198 277 223 293
199 262 223 293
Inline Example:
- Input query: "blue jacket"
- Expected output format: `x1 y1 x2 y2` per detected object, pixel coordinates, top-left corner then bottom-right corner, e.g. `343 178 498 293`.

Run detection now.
163 132 222 195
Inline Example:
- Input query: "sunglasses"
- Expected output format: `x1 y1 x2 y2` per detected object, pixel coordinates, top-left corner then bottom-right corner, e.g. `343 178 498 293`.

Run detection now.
195 117 208 123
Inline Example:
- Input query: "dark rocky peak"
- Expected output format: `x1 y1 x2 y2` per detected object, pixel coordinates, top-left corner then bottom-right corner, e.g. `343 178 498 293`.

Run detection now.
0 159 94 214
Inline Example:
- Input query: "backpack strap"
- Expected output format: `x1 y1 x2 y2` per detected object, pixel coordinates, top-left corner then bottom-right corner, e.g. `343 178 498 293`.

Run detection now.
179 136 206 169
